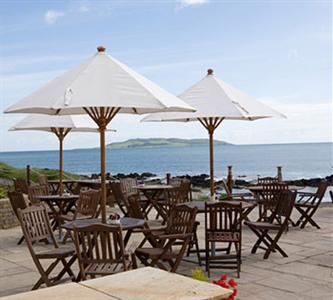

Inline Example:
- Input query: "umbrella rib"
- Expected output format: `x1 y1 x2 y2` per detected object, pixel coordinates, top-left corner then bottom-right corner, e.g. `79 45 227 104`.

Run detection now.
214 117 224 130
198 118 208 130
83 108 98 124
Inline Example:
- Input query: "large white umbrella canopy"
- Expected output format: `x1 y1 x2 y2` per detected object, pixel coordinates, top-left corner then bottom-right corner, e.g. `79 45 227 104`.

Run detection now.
143 69 286 197
5 46 195 222
10 114 115 195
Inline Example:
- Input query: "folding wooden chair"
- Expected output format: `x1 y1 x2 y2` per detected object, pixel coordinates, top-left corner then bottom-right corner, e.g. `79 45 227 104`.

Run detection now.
60 189 100 243
135 204 197 272
17 205 75 290
258 183 289 221
13 178 29 194
73 223 134 280
292 181 328 229
258 176 279 185
110 182 130 216
8 191 27 245
28 185 49 204
245 190 296 259
205 201 242 278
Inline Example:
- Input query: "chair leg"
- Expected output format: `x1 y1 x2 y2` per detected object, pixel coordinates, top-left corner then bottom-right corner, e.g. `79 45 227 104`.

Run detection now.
17 235 25 245
32 259 60 290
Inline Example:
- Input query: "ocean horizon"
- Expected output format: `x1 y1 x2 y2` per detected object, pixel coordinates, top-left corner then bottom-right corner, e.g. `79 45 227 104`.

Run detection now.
0 142 332 181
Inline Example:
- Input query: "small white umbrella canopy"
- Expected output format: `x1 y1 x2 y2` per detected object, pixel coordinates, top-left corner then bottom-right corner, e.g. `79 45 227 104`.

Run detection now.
10 114 115 195
5 46 195 222
143 69 286 197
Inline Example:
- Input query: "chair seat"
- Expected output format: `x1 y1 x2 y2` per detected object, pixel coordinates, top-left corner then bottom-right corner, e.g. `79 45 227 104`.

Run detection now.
85 262 124 275
36 247 75 259
135 247 176 259
244 221 280 230
295 203 316 208
146 219 165 229
207 231 240 242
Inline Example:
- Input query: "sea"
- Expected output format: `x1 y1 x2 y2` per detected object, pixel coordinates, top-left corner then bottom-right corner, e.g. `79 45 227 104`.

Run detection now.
0 142 332 181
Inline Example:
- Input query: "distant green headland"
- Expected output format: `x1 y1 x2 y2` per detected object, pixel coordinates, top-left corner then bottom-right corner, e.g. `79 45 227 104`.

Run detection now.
106 138 231 149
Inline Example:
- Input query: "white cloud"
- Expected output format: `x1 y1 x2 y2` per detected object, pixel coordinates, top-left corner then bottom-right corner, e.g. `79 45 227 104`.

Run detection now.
176 0 209 10
44 10 65 25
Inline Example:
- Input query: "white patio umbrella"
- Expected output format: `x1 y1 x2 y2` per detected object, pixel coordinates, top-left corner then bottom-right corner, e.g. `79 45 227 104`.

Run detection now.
10 114 115 195
143 69 286 197
4 46 195 222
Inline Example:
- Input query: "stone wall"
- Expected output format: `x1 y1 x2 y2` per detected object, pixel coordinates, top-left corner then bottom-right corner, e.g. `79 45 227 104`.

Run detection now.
0 198 19 229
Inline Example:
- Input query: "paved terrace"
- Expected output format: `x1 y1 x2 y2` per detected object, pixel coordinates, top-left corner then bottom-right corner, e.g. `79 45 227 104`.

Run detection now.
0 204 332 299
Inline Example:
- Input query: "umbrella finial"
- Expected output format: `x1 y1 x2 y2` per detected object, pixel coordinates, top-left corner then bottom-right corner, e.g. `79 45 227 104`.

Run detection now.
207 69 214 75
97 46 106 53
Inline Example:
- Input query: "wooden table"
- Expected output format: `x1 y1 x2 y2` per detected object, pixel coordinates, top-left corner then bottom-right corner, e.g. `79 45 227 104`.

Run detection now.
80 267 232 300
48 180 77 194
37 194 79 236
248 185 304 193
134 185 174 222
0 282 118 300
62 217 145 247
0 268 231 300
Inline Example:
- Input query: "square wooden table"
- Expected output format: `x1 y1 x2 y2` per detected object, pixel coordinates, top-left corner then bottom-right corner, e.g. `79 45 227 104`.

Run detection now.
80 267 232 300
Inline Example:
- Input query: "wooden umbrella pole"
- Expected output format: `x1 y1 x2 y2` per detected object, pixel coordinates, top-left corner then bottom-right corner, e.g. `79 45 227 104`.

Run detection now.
198 117 224 198
52 128 71 196
208 128 214 197
84 107 120 223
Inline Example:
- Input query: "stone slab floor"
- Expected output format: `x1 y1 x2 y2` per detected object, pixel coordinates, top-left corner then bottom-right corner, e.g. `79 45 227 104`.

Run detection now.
0 204 332 299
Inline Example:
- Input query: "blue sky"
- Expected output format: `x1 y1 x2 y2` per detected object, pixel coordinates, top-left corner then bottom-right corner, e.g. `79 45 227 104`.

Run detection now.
0 0 331 151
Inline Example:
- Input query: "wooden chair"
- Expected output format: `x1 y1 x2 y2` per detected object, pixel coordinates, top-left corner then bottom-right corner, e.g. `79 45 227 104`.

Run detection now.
170 177 193 201
135 204 197 273
292 181 328 229
221 180 253 200
120 178 138 197
13 178 29 194
17 205 75 289
258 183 289 221
73 223 133 280
60 189 100 243
38 174 49 186
205 201 242 278
110 182 130 217
8 191 27 244
258 176 279 185
127 195 164 248
245 190 296 259
28 185 49 205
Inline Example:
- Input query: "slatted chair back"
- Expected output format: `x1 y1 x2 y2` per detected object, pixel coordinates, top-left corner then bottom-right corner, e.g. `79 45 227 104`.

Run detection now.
73 224 127 279
169 177 183 187
205 202 242 241
169 178 192 201
127 195 145 220
166 186 188 207
8 191 27 218
314 181 328 202
110 182 130 216
38 175 49 186
13 178 29 194
258 176 279 185
120 178 138 197
166 204 197 236
76 189 100 218
18 205 57 245
221 180 232 198
260 183 289 211
28 185 49 204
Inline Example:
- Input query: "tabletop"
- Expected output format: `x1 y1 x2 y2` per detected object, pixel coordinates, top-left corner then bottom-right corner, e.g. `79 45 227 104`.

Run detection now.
248 185 304 192
185 200 255 213
0 282 117 300
80 267 232 300
61 217 145 231
36 194 79 201
134 184 174 190
48 180 77 184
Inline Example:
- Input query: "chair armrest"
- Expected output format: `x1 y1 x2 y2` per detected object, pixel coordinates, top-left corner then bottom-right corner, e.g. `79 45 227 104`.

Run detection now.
156 233 192 240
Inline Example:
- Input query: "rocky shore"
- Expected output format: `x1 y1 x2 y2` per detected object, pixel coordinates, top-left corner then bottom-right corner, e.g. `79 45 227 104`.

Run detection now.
89 172 333 188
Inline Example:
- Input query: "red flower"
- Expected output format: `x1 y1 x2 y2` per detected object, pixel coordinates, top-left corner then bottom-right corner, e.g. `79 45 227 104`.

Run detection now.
232 288 237 296
221 282 229 289
228 278 237 287
220 274 227 281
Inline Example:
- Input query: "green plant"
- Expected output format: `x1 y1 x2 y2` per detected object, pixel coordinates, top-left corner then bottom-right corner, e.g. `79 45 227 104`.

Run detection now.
0 186 7 199
191 268 209 282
